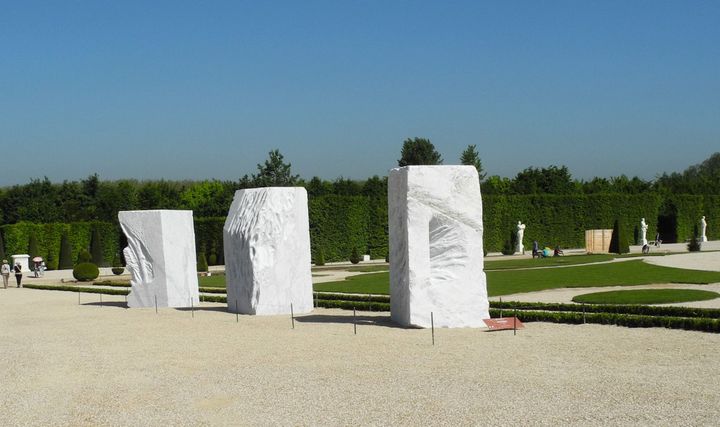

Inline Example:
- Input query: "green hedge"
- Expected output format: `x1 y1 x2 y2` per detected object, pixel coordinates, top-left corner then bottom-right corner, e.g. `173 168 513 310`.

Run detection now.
490 300 720 319
491 309 720 333
482 194 662 251
1 192 713 265
0 222 120 268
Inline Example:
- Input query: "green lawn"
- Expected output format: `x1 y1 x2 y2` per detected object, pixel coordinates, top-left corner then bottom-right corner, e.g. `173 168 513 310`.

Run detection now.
198 275 227 288
484 254 615 270
312 265 389 273
312 260 720 296
572 289 720 305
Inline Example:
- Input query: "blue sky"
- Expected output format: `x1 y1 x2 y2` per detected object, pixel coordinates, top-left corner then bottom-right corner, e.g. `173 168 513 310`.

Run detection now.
1 1 718 186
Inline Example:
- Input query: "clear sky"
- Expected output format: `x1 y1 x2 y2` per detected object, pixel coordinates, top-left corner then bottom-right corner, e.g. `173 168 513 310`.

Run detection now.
1 1 718 186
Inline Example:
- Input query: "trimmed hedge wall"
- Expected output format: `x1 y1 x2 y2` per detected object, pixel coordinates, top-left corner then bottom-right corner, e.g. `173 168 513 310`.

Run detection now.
482 194 662 251
1 193 714 265
0 222 120 268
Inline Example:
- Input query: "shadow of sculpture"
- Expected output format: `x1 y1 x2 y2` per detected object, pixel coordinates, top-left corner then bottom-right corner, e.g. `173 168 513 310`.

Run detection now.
294 313 415 329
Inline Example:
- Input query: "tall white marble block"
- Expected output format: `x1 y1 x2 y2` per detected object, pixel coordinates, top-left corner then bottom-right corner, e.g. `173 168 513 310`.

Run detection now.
119 210 199 308
223 187 313 315
389 166 489 328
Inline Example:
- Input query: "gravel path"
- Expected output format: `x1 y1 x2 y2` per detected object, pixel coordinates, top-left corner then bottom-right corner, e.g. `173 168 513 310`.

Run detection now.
2 288 720 425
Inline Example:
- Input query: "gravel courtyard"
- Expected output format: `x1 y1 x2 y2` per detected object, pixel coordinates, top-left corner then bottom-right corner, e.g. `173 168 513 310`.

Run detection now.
2 288 719 426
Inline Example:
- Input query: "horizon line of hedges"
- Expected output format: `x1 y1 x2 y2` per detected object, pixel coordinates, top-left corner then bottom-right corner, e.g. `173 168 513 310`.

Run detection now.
1 194 716 264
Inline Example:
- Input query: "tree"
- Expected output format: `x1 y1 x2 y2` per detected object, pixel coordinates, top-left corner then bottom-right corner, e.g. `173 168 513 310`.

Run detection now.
398 138 443 166
90 226 104 266
609 219 629 254
250 149 299 187
28 233 40 260
511 165 575 194
460 144 486 180
58 232 73 269
0 230 6 262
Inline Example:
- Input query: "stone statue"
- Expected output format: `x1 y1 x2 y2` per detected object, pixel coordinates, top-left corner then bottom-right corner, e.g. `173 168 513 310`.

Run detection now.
516 221 526 254
640 218 648 246
701 216 707 242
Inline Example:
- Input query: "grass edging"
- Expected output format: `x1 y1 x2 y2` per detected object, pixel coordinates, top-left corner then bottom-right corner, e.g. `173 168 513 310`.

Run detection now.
491 301 720 319
494 309 720 333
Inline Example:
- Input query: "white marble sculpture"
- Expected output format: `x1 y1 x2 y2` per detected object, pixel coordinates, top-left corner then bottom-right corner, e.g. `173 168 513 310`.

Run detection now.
700 216 707 242
118 210 199 308
516 221 526 254
640 218 648 246
223 187 313 315
388 165 489 328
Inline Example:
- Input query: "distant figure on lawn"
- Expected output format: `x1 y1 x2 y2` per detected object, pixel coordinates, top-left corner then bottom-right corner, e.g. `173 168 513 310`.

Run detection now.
553 246 564 256
532 240 540 258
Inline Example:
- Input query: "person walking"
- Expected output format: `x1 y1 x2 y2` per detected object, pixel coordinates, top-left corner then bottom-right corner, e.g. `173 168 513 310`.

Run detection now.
13 262 22 288
1 260 10 289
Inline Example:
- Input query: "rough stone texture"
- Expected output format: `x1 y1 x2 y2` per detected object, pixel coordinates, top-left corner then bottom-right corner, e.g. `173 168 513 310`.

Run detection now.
388 166 489 328
118 210 199 308
223 187 313 315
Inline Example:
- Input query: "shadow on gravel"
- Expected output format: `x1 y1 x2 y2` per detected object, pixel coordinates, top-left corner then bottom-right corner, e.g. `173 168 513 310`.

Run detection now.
175 306 229 313
82 301 128 309
294 314 413 329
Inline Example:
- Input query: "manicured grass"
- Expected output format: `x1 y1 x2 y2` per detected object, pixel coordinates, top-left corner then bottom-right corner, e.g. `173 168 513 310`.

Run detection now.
198 275 227 288
312 260 720 296
313 272 391 295
488 260 720 296
312 265 389 273
572 289 720 305
484 254 615 270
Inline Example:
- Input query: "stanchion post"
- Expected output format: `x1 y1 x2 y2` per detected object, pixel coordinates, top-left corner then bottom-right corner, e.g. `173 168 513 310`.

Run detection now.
155 295 158 314
236 299 239 323
499 297 502 318
353 307 357 335
291 303 295 329
431 312 435 346
513 309 517 336
583 303 586 324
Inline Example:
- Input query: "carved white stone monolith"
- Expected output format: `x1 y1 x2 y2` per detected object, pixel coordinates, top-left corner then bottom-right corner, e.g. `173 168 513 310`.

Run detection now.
119 210 199 308
389 166 489 328
223 187 313 315
700 216 707 242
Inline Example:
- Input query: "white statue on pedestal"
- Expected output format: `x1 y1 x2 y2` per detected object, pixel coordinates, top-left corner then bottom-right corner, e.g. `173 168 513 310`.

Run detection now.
640 218 648 246
516 221 526 254
701 216 707 242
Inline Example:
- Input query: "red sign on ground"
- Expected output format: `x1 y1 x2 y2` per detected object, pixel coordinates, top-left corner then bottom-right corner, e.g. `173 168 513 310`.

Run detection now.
484 317 524 331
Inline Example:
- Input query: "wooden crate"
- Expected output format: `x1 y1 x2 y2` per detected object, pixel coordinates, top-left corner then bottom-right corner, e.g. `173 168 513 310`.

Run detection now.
585 229 613 254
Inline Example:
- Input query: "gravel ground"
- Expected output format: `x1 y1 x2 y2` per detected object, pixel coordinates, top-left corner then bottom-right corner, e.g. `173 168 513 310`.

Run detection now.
2 288 720 426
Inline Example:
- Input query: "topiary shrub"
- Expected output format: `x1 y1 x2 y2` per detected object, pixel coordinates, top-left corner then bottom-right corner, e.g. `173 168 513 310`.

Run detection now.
315 247 325 266
609 219 629 254
0 230 6 262
349 247 361 264
77 249 91 264
501 239 515 255
28 233 40 260
197 252 209 272
58 232 73 270
90 227 104 266
111 253 124 275
688 235 701 252
73 262 99 281
46 251 58 271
